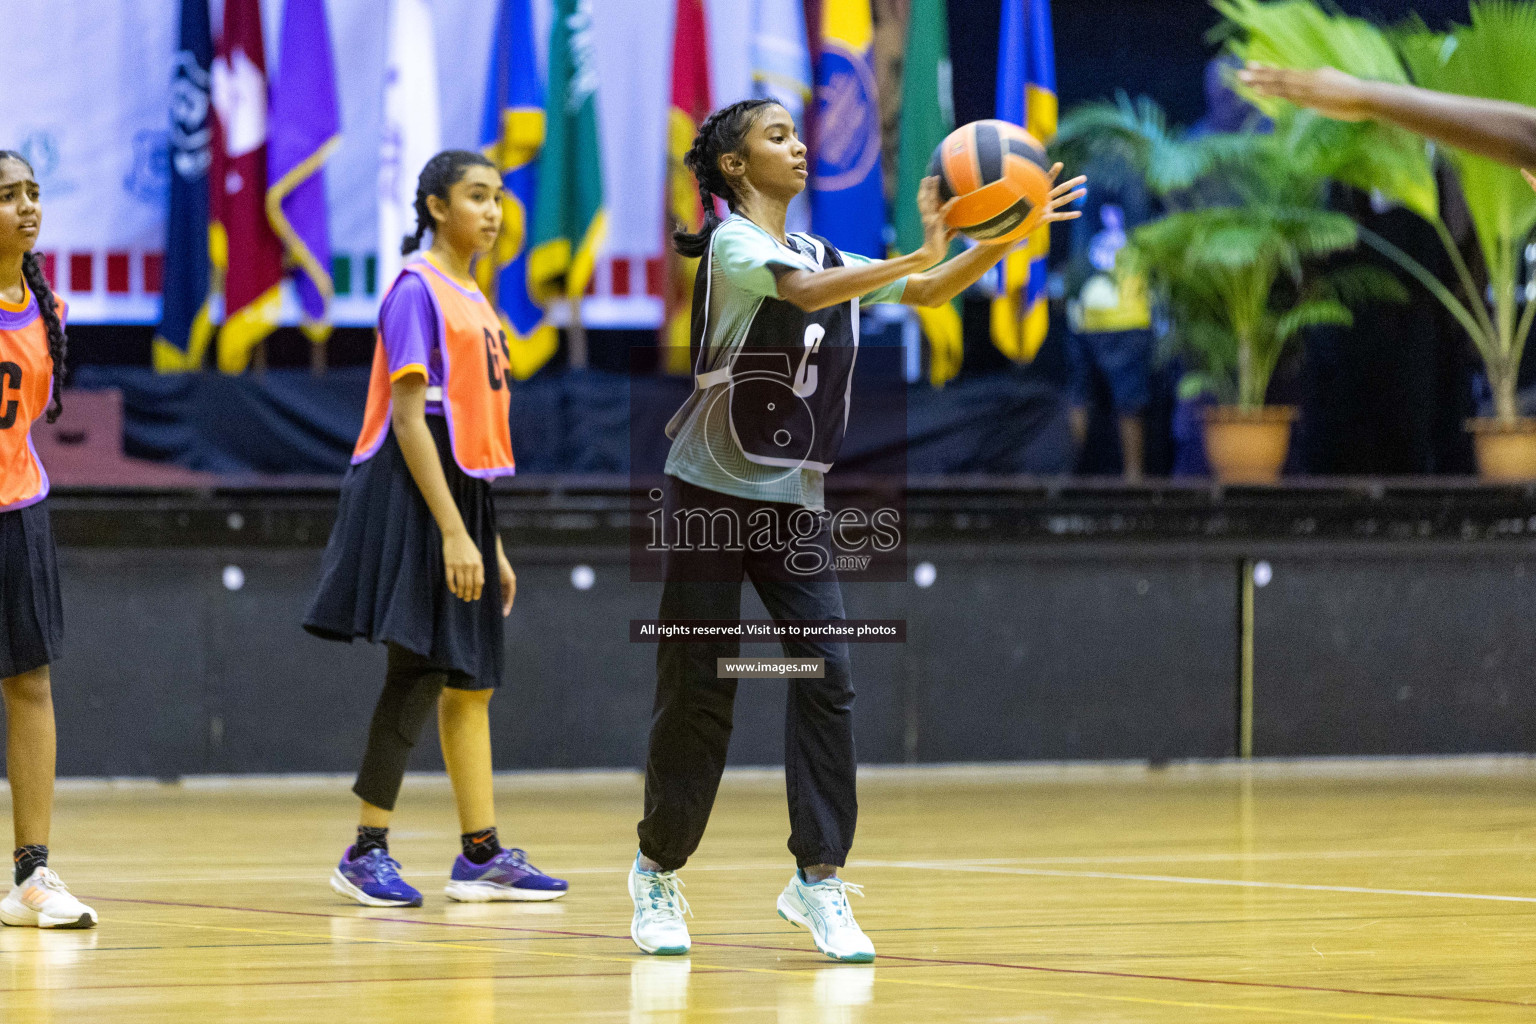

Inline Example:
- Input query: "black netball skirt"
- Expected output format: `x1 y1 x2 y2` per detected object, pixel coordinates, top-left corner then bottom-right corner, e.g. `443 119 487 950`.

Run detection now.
0 499 63 679
304 416 504 689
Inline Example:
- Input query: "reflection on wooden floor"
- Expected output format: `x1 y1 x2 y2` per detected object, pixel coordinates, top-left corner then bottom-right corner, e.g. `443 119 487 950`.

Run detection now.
1 760 1534 1022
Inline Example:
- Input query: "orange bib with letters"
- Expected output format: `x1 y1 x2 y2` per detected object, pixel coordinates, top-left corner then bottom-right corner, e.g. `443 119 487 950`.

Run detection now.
0 285 61 512
353 258 516 479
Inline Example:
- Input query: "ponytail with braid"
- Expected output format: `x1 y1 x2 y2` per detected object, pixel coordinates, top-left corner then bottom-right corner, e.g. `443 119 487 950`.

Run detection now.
674 99 776 259
20 251 65 423
400 149 496 256
0 151 65 423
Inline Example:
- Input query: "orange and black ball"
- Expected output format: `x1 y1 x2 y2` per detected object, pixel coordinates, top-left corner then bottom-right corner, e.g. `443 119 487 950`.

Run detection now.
928 120 1054 245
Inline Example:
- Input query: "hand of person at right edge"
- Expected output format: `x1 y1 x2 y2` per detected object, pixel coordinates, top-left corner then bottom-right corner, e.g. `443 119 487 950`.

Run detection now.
1237 64 1372 122
443 530 484 602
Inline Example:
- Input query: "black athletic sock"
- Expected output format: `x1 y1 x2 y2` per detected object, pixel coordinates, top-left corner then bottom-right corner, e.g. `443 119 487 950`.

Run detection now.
461 828 501 865
354 826 389 858
13 845 47 885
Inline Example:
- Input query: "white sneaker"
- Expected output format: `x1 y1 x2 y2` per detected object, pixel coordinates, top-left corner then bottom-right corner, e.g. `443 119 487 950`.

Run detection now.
0 867 97 929
776 872 874 963
628 854 691 955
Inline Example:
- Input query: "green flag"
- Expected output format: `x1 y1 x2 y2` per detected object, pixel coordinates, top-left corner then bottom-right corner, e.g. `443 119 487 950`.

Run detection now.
894 0 964 386
529 0 607 304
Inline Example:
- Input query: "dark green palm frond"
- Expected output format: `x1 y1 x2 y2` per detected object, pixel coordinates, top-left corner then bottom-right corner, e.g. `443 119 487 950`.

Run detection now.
1053 93 1239 197
1319 264 1411 306
1275 298 1354 343
1215 0 1439 219
1271 208 1359 258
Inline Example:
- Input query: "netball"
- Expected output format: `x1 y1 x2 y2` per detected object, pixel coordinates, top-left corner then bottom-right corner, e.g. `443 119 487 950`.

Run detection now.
928 118 1054 244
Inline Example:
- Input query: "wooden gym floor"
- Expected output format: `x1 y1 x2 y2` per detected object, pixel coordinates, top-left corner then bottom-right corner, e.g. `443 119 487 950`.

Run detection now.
0 761 1532 1023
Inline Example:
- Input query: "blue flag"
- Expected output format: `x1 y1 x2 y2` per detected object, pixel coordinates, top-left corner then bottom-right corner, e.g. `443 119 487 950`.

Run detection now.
992 0 1058 363
809 0 885 258
152 0 215 372
478 0 557 380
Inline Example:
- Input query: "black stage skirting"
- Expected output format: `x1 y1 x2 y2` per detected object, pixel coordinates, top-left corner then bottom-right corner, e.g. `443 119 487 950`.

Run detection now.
71 362 1075 478
40 479 1536 777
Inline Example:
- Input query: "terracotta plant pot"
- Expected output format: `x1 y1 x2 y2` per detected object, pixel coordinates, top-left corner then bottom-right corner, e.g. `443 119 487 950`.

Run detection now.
1467 417 1536 481
1202 406 1298 484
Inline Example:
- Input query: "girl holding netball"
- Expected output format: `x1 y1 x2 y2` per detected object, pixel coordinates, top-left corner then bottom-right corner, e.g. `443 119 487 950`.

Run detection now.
0 150 94 929
305 150 565 907
627 101 1084 960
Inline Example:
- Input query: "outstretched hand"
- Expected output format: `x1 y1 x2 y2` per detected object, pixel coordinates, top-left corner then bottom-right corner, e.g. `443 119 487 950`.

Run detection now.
1036 163 1087 229
1237 64 1371 122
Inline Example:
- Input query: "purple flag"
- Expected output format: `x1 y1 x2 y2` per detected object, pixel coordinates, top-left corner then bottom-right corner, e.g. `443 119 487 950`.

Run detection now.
266 0 341 335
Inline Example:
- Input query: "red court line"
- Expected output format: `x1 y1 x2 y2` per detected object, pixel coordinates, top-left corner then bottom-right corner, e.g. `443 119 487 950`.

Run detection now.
83 895 1536 1010
0 969 632 995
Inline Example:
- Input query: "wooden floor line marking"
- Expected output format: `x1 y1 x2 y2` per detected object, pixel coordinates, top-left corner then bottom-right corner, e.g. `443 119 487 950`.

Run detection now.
85 847 1536 885
4 912 1467 1024
73 894 1535 1012
867 860 1536 904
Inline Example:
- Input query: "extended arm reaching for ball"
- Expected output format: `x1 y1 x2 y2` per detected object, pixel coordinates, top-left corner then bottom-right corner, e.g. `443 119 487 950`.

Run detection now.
1238 64 1536 173
773 168 1086 313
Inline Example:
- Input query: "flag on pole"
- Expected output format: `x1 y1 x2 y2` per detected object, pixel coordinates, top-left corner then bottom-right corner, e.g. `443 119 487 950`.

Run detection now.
992 0 1057 364
809 0 885 258
266 0 341 345
478 0 558 380
379 0 442 296
752 0 813 234
662 0 713 374
153 0 216 372
210 0 285 373
529 0 608 305
894 0 963 386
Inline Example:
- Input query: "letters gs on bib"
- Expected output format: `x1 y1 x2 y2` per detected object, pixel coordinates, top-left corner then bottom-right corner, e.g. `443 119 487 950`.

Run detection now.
483 327 513 392
0 361 21 429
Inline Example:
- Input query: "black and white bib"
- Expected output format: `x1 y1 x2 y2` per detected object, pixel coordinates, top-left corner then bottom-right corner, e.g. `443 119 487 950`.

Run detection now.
667 228 859 474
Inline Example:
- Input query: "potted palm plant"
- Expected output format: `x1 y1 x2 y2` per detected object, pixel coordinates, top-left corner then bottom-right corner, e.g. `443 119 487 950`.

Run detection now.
1220 0 1536 479
1055 98 1405 482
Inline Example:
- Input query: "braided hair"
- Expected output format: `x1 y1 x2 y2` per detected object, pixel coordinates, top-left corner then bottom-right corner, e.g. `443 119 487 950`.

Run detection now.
0 151 65 423
673 99 777 259
400 149 496 256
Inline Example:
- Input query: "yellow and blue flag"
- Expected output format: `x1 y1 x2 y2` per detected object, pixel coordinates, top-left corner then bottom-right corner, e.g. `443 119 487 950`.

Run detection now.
993 0 1057 364
809 0 885 258
478 0 557 380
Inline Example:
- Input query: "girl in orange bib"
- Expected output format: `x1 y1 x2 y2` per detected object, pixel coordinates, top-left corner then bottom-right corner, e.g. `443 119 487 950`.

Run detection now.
306 151 566 907
0 151 95 928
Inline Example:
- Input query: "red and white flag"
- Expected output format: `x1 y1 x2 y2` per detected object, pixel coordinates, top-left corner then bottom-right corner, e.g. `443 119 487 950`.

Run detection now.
663 0 713 374
210 0 284 373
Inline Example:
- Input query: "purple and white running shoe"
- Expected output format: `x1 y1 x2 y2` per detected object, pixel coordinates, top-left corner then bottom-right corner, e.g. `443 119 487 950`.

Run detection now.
330 846 424 908
444 847 568 902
